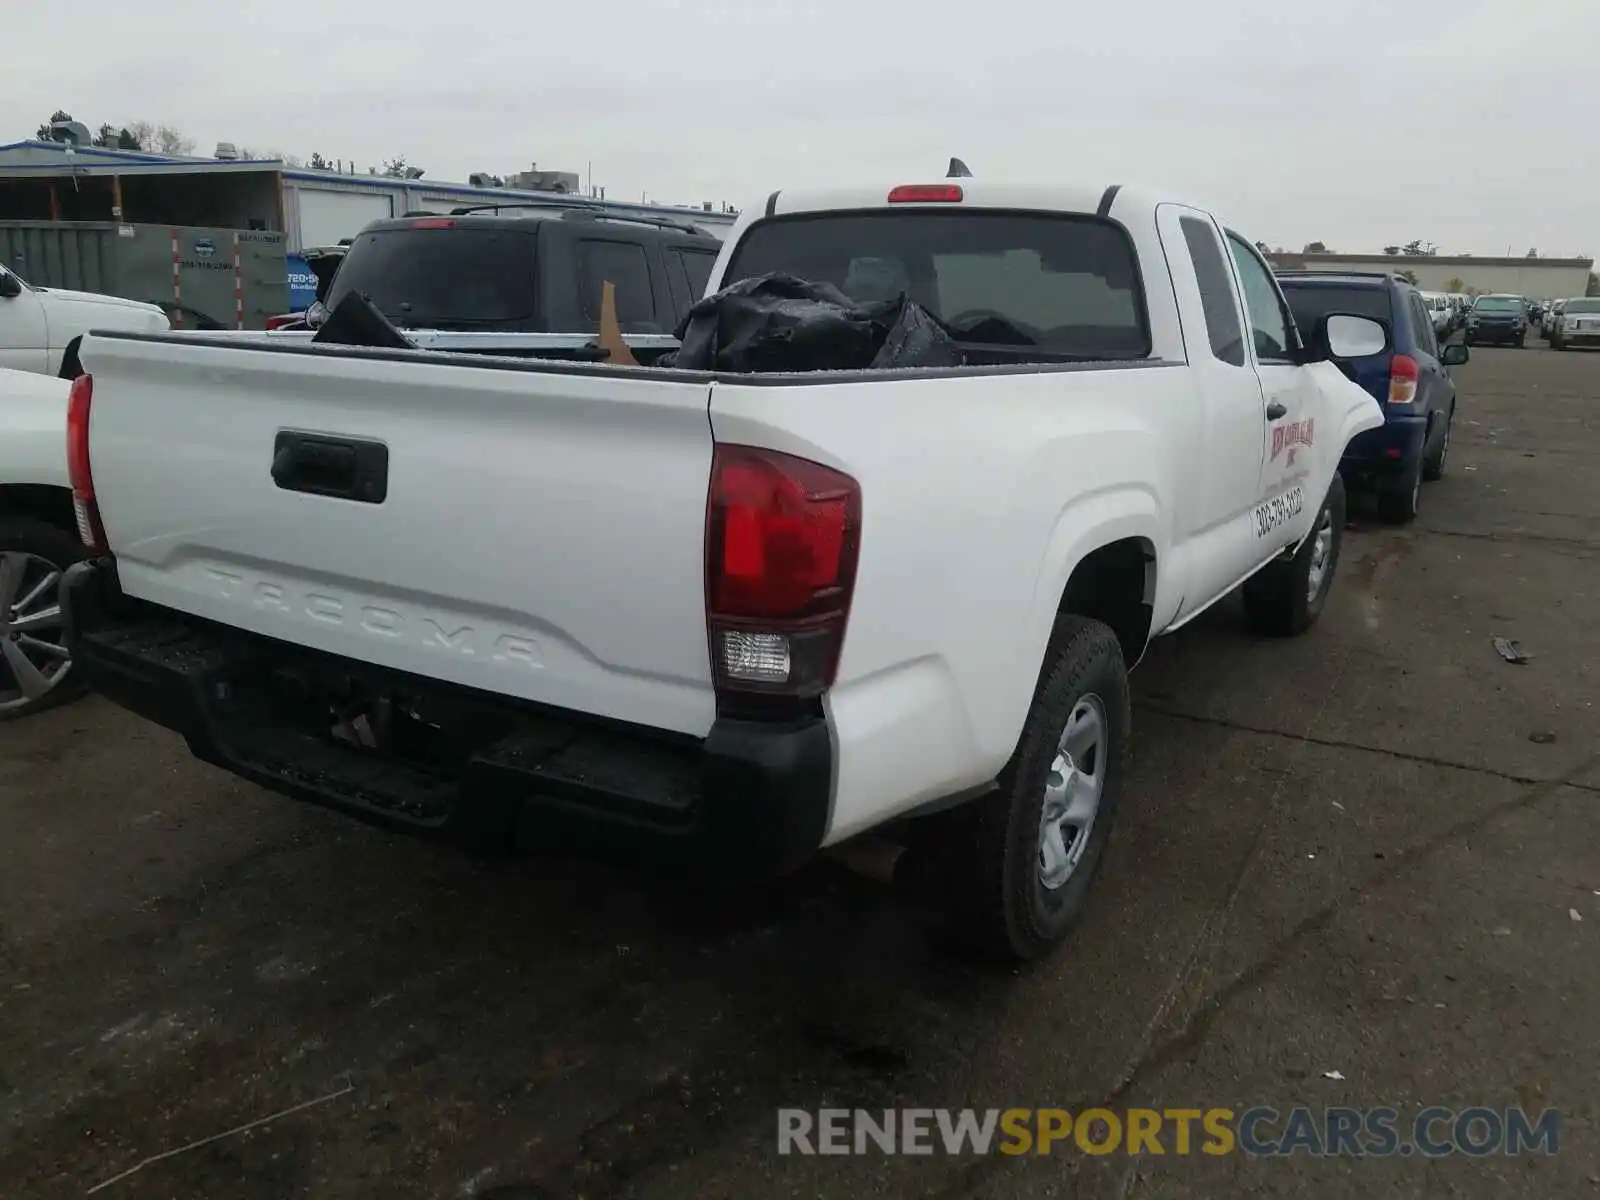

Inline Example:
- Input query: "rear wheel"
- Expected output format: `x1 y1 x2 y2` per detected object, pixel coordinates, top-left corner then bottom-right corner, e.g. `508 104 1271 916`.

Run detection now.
0 518 87 720
908 615 1129 961
1243 474 1346 636
1378 453 1422 524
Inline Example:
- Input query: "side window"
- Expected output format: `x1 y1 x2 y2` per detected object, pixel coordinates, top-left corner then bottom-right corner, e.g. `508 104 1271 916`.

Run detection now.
676 248 718 299
1179 216 1246 367
1225 234 1296 363
1410 294 1437 355
578 239 657 328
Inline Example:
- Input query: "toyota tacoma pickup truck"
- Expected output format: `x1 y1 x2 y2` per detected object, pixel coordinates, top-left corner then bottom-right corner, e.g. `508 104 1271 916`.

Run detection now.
60 181 1384 959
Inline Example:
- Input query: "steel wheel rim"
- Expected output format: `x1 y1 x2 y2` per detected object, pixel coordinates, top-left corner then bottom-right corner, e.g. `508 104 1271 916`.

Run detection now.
0 550 71 712
1305 505 1336 601
1038 694 1108 891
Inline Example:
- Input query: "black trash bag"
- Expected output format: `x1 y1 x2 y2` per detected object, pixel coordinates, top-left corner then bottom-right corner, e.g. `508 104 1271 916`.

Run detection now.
311 291 416 350
870 295 965 369
664 273 963 372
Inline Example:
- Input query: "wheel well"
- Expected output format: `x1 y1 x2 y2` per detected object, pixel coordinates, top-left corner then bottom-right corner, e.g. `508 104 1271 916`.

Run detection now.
0 484 76 534
1058 538 1156 665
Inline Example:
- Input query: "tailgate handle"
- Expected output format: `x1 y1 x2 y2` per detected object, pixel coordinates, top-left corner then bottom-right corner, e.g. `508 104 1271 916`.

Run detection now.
271 432 389 504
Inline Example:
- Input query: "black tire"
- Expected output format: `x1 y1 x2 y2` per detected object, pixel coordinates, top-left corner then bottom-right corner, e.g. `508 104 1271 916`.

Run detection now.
1553 335 1566 351
908 615 1129 962
1377 452 1423 524
1515 335 1526 348
1463 335 1475 347
0 517 89 720
1242 473 1346 637
1422 410 1452 481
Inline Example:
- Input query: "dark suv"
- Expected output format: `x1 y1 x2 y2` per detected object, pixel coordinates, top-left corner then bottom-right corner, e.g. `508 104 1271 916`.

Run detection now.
1464 294 1528 347
321 206 722 345
1277 272 1469 523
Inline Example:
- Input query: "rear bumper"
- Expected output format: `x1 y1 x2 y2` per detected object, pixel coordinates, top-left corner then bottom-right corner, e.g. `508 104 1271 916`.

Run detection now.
1340 413 1427 479
62 559 832 877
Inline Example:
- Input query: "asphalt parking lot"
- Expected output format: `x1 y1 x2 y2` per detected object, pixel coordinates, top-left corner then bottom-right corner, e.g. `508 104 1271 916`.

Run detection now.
3 342 1598 1199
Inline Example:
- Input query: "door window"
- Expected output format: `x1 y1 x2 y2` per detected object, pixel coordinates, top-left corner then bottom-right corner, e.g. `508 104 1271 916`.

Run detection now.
1179 217 1246 367
578 240 657 328
1225 234 1296 363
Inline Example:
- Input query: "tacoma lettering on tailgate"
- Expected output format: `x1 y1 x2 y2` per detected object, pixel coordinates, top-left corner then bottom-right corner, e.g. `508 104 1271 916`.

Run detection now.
201 568 544 668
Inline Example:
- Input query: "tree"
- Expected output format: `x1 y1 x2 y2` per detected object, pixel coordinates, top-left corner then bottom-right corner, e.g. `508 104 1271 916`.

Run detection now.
1445 277 1466 293
1383 246 1401 256
1303 241 1329 254
92 122 119 148
34 110 75 140
1525 247 1538 258
116 128 142 150
152 124 195 156
124 121 154 151
307 152 332 170
1398 269 1420 285
1588 273 1599 298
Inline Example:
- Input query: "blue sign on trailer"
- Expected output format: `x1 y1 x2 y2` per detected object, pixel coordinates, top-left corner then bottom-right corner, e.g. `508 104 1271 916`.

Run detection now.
286 254 318 311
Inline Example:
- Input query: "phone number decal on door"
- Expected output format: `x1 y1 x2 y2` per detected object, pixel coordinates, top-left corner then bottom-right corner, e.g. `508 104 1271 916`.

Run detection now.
1254 485 1305 539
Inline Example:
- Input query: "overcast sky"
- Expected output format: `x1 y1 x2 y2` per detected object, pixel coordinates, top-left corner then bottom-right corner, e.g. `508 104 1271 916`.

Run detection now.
9 0 1598 257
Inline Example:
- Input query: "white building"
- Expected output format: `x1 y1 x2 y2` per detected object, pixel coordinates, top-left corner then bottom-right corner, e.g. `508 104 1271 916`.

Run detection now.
1270 251 1593 300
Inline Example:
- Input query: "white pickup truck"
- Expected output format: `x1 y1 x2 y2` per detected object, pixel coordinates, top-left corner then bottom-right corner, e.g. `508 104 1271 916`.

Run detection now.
61 181 1384 958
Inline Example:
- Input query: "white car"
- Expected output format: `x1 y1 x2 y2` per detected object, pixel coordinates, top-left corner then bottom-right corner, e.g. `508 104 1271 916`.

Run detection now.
0 367 82 718
1552 297 1600 350
0 264 169 377
0 267 167 716
1420 292 1453 338
61 179 1383 959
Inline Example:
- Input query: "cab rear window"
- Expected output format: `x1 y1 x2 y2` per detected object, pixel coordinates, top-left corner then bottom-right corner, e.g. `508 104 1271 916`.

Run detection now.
725 211 1150 360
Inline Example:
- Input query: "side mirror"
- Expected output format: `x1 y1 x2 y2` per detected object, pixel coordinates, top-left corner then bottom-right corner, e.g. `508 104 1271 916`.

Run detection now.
1309 313 1388 361
305 299 328 329
1440 343 1470 367
0 272 22 299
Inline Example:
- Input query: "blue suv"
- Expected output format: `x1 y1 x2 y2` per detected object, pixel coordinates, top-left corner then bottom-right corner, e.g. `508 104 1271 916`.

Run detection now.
1277 272 1469 523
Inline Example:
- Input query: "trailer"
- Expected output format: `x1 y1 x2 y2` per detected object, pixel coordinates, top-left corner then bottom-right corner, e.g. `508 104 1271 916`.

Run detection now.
0 220 288 331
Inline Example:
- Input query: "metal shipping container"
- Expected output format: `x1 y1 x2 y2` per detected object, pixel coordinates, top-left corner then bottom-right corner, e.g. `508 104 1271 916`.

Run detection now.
0 220 289 330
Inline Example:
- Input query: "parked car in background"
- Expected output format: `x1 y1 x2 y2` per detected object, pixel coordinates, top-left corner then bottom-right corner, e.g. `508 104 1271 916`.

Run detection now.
0 367 82 719
0 265 170 378
316 208 718 344
1421 291 1453 338
0 270 169 718
1551 297 1600 350
1279 271 1468 524
1541 298 1568 342
1465 294 1528 347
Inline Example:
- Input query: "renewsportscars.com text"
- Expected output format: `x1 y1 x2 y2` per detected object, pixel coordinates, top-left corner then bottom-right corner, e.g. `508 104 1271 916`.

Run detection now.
777 1107 1560 1158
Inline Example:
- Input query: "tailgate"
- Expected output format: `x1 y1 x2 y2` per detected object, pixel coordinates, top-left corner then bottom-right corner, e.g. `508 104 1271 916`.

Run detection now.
78 334 719 736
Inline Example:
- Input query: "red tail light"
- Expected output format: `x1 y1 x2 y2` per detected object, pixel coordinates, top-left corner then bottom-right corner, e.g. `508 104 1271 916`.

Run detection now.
705 445 861 699
66 373 106 552
265 313 302 330
887 184 963 204
410 217 455 229
1388 354 1419 404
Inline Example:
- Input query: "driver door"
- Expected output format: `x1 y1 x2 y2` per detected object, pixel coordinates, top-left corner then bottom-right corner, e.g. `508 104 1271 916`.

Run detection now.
1223 233 1321 557
0 268 50 373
